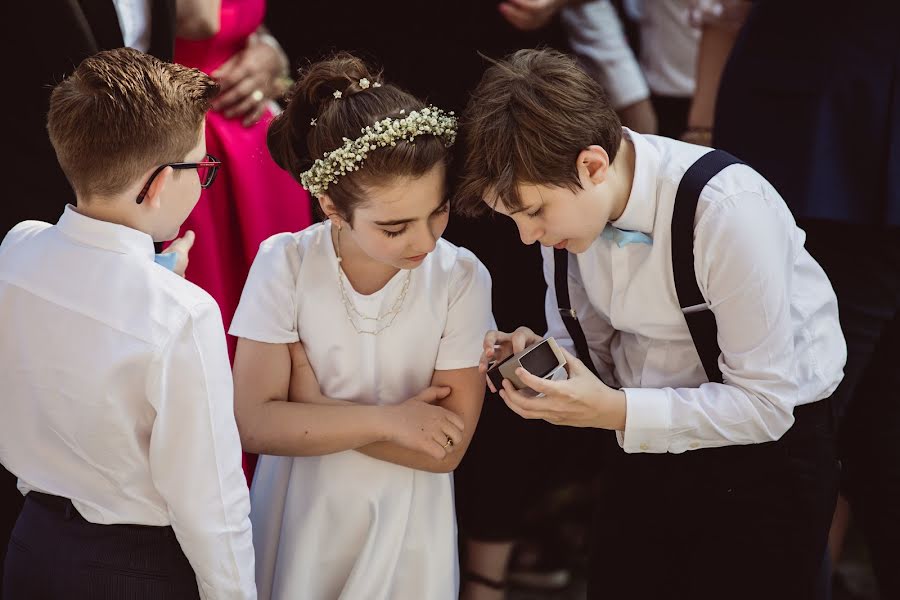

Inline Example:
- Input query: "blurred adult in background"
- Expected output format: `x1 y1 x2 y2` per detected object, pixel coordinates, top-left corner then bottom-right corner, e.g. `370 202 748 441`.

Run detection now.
173 0 312 360
691 1 900 596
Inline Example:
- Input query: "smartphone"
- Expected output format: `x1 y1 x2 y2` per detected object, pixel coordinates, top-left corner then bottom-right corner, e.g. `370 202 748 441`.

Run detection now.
487 338 566 391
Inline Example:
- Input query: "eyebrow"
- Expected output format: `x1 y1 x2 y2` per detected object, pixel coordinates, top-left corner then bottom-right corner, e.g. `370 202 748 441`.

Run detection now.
374 197 449 226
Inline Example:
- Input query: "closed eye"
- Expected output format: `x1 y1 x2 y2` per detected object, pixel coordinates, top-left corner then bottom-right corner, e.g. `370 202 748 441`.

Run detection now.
526 205 544 218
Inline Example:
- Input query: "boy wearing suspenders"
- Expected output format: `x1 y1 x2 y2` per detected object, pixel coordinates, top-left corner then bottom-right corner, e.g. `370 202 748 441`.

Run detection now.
456 49 845 600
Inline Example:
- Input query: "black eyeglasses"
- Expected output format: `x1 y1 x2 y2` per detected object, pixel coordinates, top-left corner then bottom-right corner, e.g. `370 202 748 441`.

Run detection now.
136 154 222 204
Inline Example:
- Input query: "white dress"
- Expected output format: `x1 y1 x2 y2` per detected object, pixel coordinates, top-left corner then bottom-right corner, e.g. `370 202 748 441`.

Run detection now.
229 223 494 600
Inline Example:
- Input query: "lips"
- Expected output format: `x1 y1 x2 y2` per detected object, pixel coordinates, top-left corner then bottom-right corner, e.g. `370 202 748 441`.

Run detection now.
406 253 427 262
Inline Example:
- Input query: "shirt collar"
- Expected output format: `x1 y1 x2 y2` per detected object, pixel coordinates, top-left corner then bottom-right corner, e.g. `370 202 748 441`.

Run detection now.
610 127 660 236
56 205 156 261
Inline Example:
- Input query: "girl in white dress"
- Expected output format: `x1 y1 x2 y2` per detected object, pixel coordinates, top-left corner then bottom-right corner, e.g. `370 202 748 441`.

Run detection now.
229 54 494 600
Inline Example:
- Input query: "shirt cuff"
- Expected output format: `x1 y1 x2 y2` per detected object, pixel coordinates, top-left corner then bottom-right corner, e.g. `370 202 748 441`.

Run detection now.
621 387 670 453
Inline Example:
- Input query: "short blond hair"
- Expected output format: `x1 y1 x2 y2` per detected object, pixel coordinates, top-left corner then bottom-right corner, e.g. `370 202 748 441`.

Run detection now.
47 47 218 199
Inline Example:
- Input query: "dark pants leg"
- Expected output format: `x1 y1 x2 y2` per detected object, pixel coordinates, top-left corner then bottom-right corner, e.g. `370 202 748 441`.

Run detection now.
650 94 691 140
455 391 609 541
0 465 24 594
3 493 200 600
588 400 839 600
802 221 900 599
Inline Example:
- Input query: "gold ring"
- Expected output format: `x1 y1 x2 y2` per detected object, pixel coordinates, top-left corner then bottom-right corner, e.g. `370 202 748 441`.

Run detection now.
250 89 264 103
444 437 454 449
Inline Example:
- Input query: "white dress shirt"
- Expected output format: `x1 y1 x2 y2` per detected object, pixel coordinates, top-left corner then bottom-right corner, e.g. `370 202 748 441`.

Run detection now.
0 207 256 599
625 0 699 97
543 129 846 453
562 1 650 109
112 0 152 51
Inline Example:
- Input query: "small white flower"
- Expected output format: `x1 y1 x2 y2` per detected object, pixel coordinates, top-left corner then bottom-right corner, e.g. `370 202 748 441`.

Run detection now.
373 82 382 88
333 90 342 99
359 78 370 90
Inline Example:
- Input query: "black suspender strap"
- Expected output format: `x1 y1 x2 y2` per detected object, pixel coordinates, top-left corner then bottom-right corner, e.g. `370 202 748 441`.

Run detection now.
671 150 743 384
553 148 743 386
553 249 602 380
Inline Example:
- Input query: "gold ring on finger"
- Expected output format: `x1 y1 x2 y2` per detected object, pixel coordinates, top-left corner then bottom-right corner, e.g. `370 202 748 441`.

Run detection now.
444 437 454 449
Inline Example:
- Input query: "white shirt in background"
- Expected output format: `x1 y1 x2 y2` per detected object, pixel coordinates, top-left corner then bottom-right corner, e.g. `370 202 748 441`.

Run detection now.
544 129 846 454
625 0 699 97
0 206 256 600
112 0 152 51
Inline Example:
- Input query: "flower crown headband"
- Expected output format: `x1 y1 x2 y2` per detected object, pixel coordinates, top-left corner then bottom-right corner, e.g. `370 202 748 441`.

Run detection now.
299 98 458 197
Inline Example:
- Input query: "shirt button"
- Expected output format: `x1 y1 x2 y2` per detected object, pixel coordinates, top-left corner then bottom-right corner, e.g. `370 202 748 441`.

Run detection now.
639 443 649 451
690 442 700 449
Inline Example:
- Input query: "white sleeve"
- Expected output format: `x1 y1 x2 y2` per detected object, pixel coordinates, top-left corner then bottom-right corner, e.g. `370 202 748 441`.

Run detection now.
147 301 256 599
621 190 841 453
561 0 650 109
229 233 301 344
541 247 618 387
434 250 495 371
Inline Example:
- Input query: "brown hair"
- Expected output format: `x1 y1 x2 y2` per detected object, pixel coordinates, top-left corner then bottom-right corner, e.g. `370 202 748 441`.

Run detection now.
47 47 218 200
267 52 450 222
455 48 622 216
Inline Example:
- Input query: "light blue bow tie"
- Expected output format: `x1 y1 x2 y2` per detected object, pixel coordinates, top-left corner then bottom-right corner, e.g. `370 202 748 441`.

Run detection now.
600 224 653 248
154 253 178 271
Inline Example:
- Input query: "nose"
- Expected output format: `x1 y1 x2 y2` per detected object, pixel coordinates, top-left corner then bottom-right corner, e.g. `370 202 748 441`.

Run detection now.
518 221 541 246
413 224 438 254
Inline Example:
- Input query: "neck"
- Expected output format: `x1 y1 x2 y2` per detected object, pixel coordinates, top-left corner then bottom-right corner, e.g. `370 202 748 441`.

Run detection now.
332 223 400 294
605 135 636 222
75 197 151 237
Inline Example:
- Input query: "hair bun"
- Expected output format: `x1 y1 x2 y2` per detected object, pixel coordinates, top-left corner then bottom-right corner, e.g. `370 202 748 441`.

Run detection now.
295 52 380 113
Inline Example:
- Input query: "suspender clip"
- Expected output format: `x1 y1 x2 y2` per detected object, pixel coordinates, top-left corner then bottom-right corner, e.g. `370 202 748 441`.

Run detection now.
559 308 577 320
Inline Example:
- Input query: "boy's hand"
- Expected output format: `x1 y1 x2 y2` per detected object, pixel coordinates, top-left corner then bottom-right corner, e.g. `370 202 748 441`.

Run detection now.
480 327 543 392
499 347 627 430
161 230 195 278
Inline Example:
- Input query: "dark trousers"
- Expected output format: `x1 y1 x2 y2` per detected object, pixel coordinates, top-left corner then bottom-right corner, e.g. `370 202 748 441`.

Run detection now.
0 465 24 594
3 492 199 600
650 94 691 140
589 398 839 600
802 220 900 598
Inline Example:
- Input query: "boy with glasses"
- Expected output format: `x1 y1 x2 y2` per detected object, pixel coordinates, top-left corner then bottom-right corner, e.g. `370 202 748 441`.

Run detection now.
0 48 255 599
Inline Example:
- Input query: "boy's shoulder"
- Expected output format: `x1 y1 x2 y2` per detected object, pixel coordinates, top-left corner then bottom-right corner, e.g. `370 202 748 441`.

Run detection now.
0 220 54 256
645 134 768 200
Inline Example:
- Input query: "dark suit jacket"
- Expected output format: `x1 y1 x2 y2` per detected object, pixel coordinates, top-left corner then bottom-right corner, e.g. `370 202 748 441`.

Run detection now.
1 0 175 237
714 0 900 227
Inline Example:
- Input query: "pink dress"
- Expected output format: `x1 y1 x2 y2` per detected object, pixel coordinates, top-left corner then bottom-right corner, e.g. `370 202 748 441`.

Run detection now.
175 0 311 480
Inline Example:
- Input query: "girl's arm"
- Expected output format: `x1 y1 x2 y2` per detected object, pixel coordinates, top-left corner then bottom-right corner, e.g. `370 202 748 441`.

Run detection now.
357 367 485 473
283 341 483 472
233 338 463 460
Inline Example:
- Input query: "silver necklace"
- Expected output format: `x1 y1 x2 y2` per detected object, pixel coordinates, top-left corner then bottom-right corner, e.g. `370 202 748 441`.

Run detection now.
334 227 412 335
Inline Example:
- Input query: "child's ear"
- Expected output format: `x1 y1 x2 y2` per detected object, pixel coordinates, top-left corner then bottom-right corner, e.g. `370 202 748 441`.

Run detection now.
576 145 611 185
318 195 346 229
143 166 173 210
